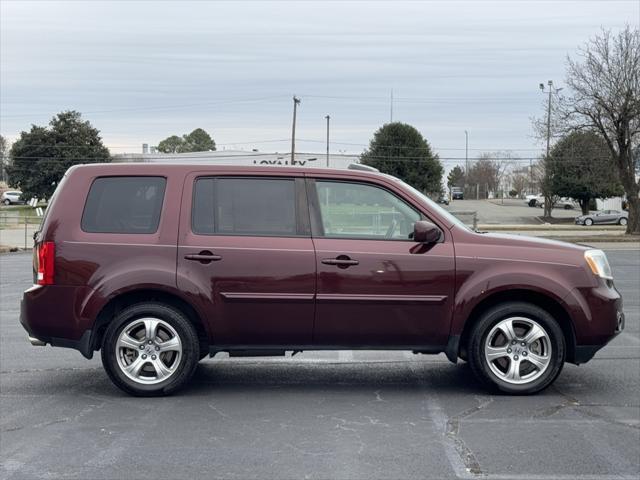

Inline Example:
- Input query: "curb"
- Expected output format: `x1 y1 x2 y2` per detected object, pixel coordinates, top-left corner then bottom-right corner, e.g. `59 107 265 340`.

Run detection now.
0 246 31 253
534 236 640 243
479 225 625 231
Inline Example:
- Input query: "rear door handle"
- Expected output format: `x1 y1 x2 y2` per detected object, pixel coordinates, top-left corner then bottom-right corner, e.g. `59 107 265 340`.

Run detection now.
321 256 359 268
184 251 222 263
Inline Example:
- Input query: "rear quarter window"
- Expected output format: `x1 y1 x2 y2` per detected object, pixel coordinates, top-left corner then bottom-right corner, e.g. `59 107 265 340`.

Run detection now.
81 176 166 234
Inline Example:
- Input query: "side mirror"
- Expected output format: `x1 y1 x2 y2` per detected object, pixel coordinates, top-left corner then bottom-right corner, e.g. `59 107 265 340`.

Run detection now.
413 220 441 244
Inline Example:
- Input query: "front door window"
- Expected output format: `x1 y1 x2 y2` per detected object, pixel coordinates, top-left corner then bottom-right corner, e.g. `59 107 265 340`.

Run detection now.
315 181 421 240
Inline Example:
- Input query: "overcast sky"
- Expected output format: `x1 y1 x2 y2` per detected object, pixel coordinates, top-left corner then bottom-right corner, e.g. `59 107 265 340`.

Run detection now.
1 0 638 165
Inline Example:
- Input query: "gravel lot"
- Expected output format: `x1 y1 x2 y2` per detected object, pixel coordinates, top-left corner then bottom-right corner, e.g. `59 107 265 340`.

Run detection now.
1 249 639 480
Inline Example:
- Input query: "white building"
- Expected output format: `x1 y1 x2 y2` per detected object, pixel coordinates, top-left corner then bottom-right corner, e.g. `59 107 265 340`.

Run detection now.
113 149 361 169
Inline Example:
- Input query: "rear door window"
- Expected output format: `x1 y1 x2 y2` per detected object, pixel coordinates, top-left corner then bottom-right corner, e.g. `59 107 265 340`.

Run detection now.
82 176 166 234
192 177 298 236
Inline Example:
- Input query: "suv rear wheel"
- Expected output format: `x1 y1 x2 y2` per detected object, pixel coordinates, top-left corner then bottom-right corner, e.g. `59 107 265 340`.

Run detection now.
101 302 199 396
467 302 565 394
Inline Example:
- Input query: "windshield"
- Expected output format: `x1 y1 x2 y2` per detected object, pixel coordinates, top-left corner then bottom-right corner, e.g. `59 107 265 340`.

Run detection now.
388 176 472 231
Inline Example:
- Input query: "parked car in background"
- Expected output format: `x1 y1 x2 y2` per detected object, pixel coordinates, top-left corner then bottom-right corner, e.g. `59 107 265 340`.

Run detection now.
1 190 25 205
575 210 629 226
525 195 541 207
451 187 463 200
21 163 624 396
538 198 576 210
437 195 450 205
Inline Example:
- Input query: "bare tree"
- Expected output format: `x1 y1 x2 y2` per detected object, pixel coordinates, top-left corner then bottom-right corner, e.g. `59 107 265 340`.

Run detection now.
510 168 530 197
559 27 640 233
466 152 515 199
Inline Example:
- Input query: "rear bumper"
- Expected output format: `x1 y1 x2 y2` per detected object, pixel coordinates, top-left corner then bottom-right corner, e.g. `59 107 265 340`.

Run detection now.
22 330 94 359
20 284 95 358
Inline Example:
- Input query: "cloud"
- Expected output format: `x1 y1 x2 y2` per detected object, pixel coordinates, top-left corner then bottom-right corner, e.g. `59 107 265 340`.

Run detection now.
1 0 636 156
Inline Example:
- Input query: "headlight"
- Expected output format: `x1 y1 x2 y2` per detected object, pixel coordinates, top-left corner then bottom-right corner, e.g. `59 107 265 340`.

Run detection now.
584 249 613 280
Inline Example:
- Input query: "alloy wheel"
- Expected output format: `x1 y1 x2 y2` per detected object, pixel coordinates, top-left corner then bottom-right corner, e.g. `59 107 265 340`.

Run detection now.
116 317 182 385
484 317 552 385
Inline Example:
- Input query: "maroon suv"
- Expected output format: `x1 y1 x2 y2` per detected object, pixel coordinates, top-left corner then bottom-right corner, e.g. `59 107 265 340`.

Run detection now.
20 164 624 396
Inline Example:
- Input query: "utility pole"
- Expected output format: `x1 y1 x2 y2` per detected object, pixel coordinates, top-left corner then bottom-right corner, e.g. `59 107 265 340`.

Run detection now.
464 130 469 197
325 115 330 167
464 130 469 174
291 96 301 166
539 80 563 216
390 89 393 123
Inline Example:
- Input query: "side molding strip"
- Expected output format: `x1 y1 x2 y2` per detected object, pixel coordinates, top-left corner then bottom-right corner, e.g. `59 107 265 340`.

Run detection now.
220 292 315 301
316 294 447 303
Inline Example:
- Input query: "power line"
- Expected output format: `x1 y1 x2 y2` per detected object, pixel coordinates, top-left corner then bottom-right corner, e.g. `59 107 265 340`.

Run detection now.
296 138 547 152
0 95 290 119
7 139 293 150
4 138 549 153
0 92 554 120
4 154 616 164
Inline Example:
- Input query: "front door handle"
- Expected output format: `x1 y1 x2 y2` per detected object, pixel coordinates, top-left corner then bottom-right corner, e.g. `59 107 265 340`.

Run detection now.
184 251 222 264
322 256 359 268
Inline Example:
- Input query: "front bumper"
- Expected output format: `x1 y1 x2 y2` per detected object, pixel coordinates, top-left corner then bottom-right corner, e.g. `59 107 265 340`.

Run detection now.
566 281 624 364
573 310 624 364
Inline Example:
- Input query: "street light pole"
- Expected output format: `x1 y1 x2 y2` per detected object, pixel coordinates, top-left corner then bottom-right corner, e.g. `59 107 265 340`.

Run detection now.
291 96 301 166
545 80 552 159
540 80 563 159
325 115 330 167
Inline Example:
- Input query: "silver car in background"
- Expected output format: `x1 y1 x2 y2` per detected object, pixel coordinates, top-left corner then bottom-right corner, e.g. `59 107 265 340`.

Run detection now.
575 209 629 226
1 190 24 205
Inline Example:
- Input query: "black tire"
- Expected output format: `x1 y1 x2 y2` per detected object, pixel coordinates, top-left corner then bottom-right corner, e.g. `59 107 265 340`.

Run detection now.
467 302 565 395
3 199 10 206
101 302 200 396
584 218 593 226
619 217 627 226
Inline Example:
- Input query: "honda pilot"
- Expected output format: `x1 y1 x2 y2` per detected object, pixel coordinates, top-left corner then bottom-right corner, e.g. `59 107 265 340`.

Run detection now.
20 164 624 396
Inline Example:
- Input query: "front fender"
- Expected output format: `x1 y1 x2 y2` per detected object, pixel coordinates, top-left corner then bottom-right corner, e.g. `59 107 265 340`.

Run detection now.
451 260 580 336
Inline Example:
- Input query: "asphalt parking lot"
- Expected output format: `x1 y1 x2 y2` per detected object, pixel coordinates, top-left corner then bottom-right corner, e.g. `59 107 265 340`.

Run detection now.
447 199 583 225
1 249 639 480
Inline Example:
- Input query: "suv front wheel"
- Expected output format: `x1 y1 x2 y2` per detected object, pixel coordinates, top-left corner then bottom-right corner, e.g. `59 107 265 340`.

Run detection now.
101 302 200 396
467 302 565 394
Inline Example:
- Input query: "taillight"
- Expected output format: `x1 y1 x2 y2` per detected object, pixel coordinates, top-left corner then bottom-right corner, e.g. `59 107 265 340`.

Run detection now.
37 241 55 285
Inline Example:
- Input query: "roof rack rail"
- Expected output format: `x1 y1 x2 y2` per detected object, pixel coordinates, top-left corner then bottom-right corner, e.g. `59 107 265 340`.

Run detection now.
348 163 379 172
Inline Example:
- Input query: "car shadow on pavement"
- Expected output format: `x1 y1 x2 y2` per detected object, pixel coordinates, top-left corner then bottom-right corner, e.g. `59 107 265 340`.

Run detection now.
183 359 487 396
